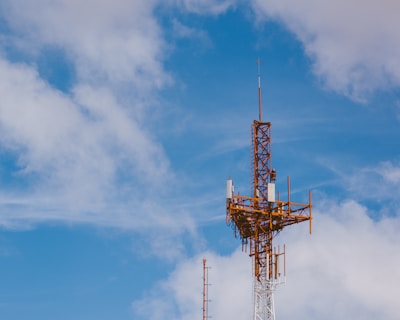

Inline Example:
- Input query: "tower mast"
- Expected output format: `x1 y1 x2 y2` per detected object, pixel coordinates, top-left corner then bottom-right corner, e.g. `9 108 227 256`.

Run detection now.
257 58 263 122
226 61 312 320
202 258 210 320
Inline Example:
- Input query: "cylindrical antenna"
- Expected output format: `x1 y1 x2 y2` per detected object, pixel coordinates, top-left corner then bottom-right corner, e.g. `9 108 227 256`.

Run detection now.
257 58 263 122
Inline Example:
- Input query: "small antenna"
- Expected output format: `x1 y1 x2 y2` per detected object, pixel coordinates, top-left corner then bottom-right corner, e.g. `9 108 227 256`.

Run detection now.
202 258 211 320
257 58 263 122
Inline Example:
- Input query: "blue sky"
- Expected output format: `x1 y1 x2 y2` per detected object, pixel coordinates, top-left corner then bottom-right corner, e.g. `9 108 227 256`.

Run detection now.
0 1 400 319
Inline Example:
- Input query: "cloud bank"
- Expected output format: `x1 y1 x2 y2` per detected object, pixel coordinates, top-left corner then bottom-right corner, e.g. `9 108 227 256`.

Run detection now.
134 198 400 320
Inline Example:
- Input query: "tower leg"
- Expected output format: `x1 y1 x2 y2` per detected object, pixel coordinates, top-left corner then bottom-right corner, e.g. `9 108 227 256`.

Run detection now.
253 276 275 320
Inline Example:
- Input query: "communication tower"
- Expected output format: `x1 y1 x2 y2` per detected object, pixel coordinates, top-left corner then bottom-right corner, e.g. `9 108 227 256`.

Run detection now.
226 60 312 320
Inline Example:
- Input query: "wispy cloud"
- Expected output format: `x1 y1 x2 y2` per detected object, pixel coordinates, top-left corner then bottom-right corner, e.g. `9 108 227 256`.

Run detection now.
252 0 400 101
0 0 185 231
0 56 169 194
171 19 210 44
0 0 169 90
174 0 237 15
319 158 400 209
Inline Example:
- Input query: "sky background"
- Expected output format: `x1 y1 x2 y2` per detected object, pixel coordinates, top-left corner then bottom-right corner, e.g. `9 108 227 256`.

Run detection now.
0 0 400 319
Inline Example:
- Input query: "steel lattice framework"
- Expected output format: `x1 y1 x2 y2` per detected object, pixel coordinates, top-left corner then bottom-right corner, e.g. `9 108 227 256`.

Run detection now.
226 63 312 320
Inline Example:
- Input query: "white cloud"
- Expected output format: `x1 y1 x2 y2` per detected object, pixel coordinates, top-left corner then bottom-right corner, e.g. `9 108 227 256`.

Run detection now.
277 199 400 319
171 19 211 46
0 0 243 235
252 0 400 101
377 161 400 184
339 160 400 207
132 249 253 320
0 56 185 230
136 199 400 319
0 0 169 91
175 0 236 15
0 0 195 231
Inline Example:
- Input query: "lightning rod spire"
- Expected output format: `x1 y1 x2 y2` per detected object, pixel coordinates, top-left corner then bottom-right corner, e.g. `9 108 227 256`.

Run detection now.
257 58 263 122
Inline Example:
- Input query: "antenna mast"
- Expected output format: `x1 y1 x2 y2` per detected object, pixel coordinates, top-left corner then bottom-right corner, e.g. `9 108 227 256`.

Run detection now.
257 58 263 122
226 60 312 320
202 258 210 320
